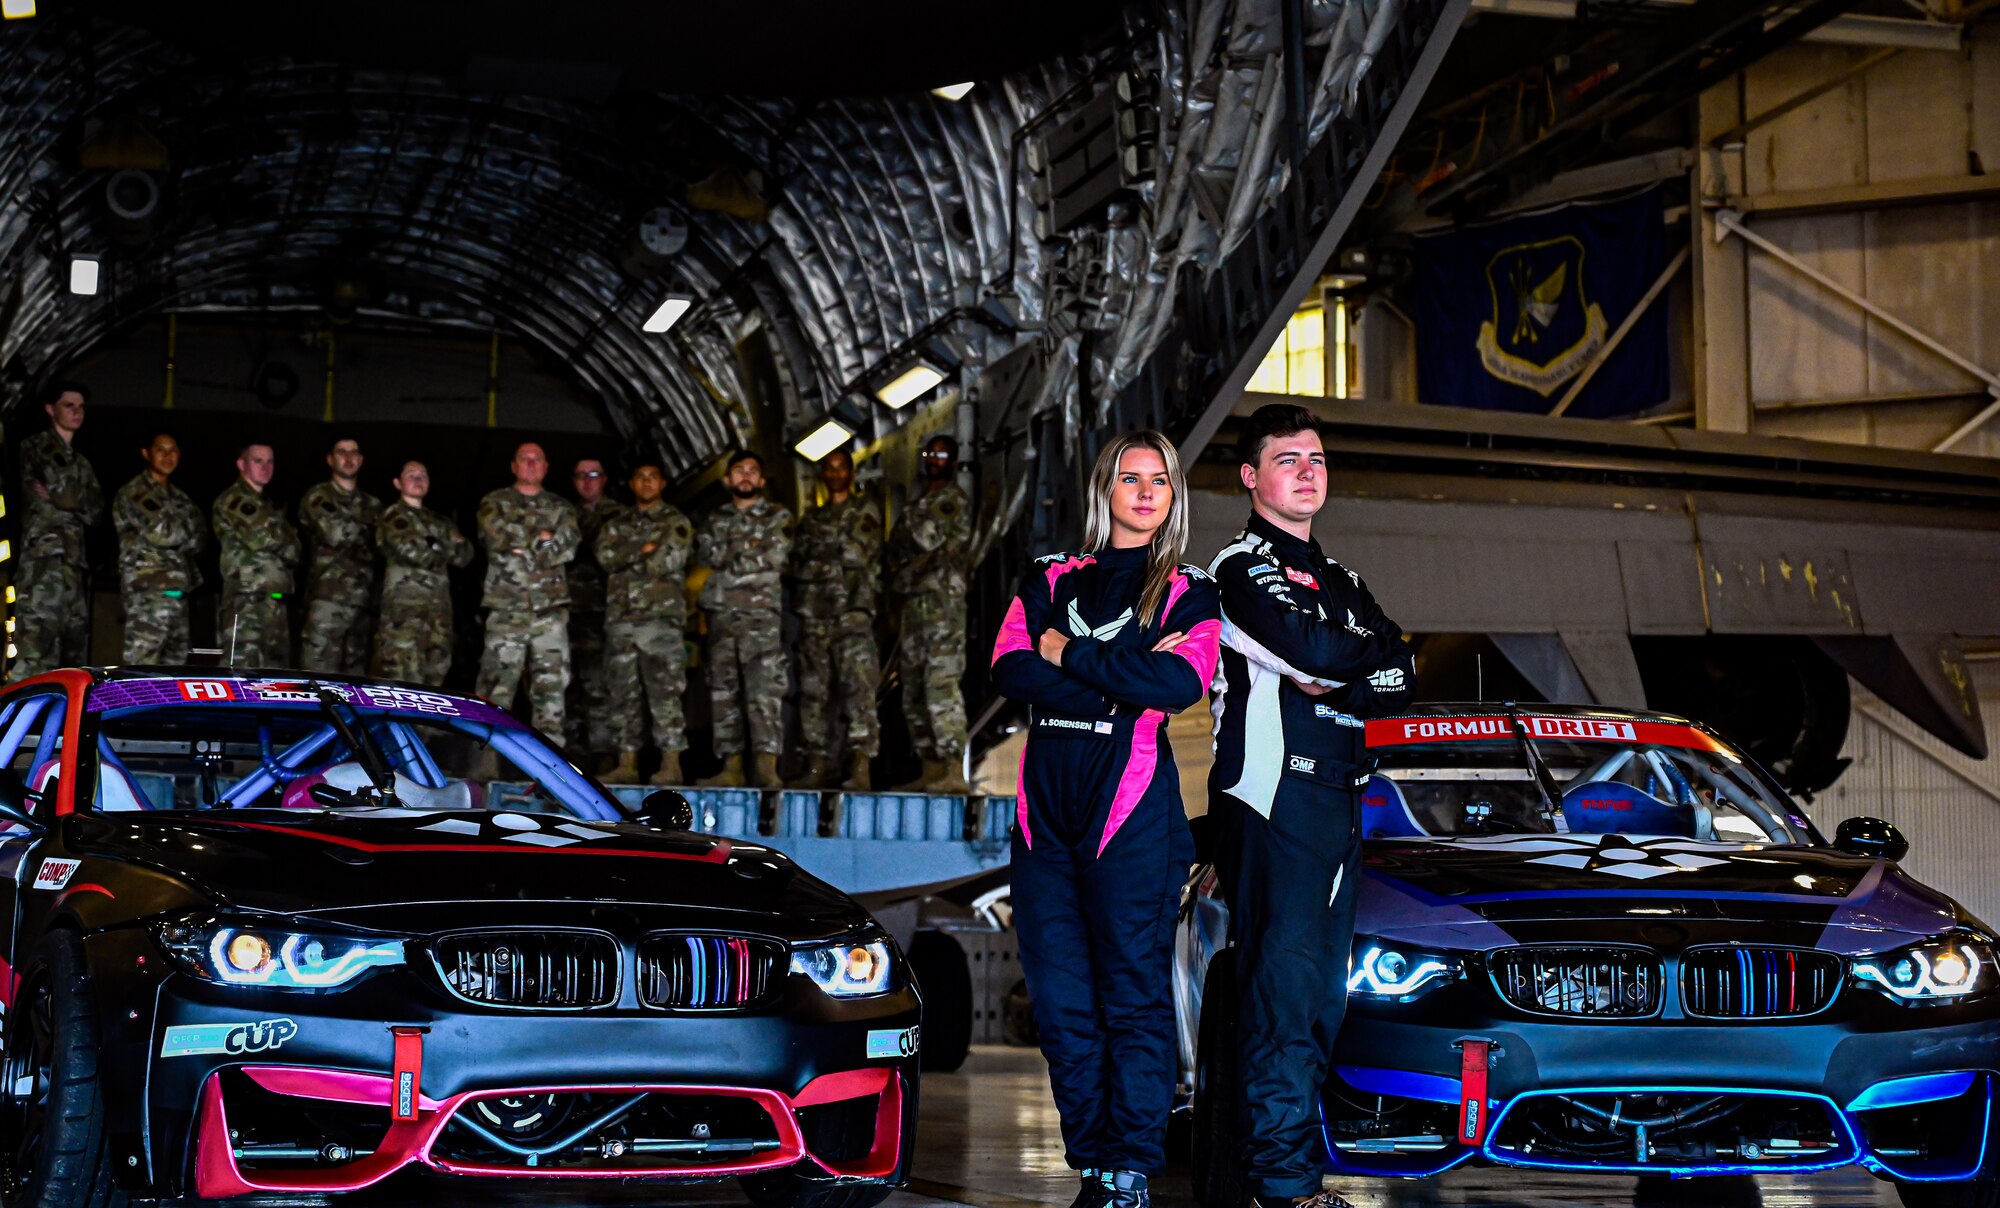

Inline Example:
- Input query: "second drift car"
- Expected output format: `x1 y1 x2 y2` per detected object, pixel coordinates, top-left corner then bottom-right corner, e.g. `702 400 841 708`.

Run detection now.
1177 704 2000 1208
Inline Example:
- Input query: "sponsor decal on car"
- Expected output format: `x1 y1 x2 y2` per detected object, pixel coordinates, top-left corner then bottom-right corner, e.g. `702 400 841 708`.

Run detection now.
246 680 349 704
177 680 235 701
31 858 79 891
160 1017 299 1058
358 686 461 716
866 1026 921 1059
1369 715 1720 750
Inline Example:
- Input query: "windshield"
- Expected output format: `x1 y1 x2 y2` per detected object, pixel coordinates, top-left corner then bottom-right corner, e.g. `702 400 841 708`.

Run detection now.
69 679 619 821
1360 713 1814 845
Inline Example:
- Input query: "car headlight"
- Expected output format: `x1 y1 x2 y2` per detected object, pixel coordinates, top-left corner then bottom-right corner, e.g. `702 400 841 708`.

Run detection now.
154 920 405 990
1854 933 1995 1004
791 939 893 998
1347 941 1462 1002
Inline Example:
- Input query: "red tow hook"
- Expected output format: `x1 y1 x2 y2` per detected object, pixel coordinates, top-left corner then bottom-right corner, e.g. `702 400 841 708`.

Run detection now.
391 1027 428 1122
1453 1039 1497 1146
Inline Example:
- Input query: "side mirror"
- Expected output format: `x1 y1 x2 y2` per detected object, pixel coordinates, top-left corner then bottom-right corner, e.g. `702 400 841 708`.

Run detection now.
0 768 43 833
1835 816 1909 863
638 789 696 832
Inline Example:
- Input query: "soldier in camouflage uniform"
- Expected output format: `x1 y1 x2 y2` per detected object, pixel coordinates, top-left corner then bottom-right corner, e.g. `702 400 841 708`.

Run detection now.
475 443 580 737
789 449 883 789
112 432 205 664
693 451 792 788
887 434 973 792
565 458 628 767
14 382 105 677
595 464 694 786
374 460 472 684
298 438 382 674
213 442 302 667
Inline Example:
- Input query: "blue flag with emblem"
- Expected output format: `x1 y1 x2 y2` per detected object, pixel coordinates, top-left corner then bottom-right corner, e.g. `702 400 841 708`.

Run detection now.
1411 187 1668 418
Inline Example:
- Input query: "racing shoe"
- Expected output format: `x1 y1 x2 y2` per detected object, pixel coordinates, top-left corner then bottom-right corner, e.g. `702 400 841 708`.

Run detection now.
650 751 682 786
1255 1192 1354 1208
752 752 782 788
604 750 640 784
1069 1169 1110 1208
696 755 746 787
1102 1170 1149 1208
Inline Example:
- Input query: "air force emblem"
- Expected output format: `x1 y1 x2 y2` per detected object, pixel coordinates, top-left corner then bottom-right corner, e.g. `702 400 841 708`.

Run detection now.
1068 599 1133 641
1476 235 1606 397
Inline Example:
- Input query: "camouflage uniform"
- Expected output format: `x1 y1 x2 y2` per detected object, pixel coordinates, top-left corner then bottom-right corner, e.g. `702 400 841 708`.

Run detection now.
212 478 301 668
112 472 206 664
888 482 973 762
596 503 694 753
374 500 473 684
474 488 579 736
298 480 383 675
566 498 630 760
14 431 104 676
695 498 793 758
790 496 883 764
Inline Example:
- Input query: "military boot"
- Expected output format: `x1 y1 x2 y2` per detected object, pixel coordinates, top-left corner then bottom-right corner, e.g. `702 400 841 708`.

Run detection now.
696 755 746 788
603 750 641 784
649 751 683 787
752 752 782 788
801 756 834 788
841 758 872 792
924 757 970 795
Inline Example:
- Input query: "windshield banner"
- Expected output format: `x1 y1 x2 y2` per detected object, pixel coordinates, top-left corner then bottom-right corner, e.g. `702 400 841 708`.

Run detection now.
1368 715 1725 752
86 678 524 729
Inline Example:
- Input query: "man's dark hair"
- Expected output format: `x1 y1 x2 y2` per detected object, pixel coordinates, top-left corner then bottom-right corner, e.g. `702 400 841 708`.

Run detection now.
1240 403 1321 466
144 430 178 449
328 435 361 452
924 433 959 460
44 380 89 408
726 450 762 472
237 440 274 460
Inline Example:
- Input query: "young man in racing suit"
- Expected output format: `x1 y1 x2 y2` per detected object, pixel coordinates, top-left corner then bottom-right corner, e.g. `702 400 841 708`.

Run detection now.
1208 404 1415 1208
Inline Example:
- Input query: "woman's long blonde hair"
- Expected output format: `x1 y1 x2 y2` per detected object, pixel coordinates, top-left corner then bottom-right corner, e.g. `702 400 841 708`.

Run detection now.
1080 429 1190 628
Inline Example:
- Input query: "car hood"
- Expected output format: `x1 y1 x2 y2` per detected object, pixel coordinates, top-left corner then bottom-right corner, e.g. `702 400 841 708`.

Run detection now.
1357 833 1963 953
65 809 865 929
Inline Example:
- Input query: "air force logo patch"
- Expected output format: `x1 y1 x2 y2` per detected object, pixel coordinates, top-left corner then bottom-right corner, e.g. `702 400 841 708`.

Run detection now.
1476 235 1607 397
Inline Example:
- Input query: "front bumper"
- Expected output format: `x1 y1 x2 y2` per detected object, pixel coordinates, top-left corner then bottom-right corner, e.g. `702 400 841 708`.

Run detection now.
136 966 920 1197
1324 1002 2000 1180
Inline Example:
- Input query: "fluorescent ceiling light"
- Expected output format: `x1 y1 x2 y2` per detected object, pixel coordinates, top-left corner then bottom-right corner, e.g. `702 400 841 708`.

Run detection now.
930 82 976 101
795 419 854 462
875 363 945 410
68 256 100 296
1 0 36 19
643 295 692 333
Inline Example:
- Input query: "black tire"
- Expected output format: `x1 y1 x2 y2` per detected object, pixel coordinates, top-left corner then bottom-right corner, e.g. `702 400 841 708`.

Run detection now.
1 929 126 1208
739 1171 895 1208
1191 950 1246 1208
1896 1180 2000 1208
908 932 971 1073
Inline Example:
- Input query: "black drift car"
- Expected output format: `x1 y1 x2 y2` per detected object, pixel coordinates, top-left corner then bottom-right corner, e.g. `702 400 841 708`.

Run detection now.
0 668 919 1206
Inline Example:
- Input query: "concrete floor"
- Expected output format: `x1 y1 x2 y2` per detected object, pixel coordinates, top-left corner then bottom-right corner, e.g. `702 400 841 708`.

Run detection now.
334 1045 1907 1207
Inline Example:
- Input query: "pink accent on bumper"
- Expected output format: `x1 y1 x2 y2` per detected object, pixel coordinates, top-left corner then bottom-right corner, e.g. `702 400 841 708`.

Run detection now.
1098 710 1164 856
192 1064 907 1195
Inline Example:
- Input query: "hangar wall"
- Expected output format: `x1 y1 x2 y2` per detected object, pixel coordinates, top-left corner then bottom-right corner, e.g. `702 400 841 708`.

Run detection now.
1817 661 2000 928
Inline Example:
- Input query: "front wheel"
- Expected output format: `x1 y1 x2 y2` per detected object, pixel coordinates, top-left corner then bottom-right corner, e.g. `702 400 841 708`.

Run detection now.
1897 1180 2000 1208
1191 950 1245 1208
0 930 126 1207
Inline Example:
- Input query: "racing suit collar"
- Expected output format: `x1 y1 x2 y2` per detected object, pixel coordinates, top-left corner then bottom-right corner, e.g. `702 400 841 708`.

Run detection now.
1246 510 1321 563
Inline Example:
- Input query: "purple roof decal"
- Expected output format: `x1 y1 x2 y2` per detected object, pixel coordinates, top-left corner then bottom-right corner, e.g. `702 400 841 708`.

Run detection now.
86 677 524 729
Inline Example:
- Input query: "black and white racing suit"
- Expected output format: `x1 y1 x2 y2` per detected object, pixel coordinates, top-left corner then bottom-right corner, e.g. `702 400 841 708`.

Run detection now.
1206 511 1414 1199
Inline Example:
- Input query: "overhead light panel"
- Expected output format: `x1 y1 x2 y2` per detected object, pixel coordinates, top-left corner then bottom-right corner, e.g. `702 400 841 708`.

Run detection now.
875 363 944 410
930 82 976 101
68 256 100 296
1 0 35 18
795 419 854 462
642 295 692 334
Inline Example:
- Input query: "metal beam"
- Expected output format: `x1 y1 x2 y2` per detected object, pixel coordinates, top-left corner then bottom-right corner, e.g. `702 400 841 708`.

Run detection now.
1550 243 1690 418
1709 47 1899 147
1726 172 2000 219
